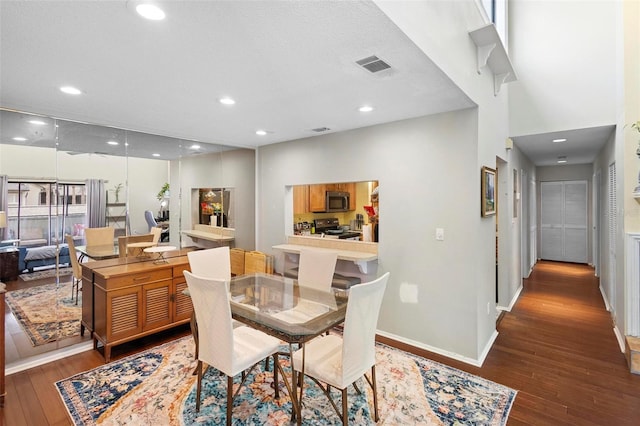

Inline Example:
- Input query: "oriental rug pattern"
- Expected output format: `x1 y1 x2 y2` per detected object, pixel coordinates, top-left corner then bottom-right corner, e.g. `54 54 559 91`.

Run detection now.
5 281 81 346
56 336 516 425
19 267 73 281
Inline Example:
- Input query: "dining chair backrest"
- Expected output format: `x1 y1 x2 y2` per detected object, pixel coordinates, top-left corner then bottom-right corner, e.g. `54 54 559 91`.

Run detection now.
187 246 231 280
65 234 82 280
230 248 245 276
84 226 114 247
341 272 390 385
297 248 338 292
184 270 234 375
150 227 162 244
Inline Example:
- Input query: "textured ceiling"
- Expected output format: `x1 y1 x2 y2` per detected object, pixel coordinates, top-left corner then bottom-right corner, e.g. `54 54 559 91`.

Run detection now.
0 0 474 157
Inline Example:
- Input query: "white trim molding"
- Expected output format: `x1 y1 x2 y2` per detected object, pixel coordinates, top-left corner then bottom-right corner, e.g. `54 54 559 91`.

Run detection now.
497 284 523 312
625 233 640 336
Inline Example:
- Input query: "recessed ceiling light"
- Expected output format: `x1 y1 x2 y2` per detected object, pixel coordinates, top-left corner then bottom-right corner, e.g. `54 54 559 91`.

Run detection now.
136 3 166 20
255 130 267 136
552 138 567 143
28 120 46 125
152 153 161 157
107 141 119 146
219 97 236 105
359 105 374 112
12 137 27 141
190 144 201 150
60 86 82 95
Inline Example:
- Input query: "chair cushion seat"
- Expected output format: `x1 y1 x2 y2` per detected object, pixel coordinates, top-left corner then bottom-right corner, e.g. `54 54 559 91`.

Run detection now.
293 334 346 389
230 326 281 377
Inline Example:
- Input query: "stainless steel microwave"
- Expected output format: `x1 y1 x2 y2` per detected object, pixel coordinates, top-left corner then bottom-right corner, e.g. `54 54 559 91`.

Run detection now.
326 191 350 212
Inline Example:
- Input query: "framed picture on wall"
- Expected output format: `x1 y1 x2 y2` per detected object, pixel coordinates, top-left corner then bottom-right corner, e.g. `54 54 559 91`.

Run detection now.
481 166 496 217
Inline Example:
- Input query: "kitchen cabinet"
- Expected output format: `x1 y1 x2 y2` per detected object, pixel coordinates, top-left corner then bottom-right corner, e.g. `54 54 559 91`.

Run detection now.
308 183 356 211
339 182 356 210
86 255 192 361
293 185 309 214
309 184 327 212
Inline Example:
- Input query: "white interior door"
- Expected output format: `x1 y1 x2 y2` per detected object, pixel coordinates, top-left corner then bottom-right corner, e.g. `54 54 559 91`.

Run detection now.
540 180 588 263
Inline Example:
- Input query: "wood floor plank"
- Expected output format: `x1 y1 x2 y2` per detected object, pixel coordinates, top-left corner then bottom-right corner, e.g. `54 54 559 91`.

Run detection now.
3 260 640 425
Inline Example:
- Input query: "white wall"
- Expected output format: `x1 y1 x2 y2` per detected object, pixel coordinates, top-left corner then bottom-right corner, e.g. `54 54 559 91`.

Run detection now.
177 148 256 250
593 131 622 332
258 109 489 361
373 0 518 361
497 144 535 311
508 0 618 136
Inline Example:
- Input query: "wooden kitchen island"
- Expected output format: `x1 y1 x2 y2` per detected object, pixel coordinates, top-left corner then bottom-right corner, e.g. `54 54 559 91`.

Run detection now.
81 248 195 362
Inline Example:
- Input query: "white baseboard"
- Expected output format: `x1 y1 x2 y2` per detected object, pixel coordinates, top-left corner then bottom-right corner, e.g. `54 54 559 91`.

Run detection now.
613 324 626 353
497 284 523 312
6 341 93 376
599 284 611 312
376 330 494 367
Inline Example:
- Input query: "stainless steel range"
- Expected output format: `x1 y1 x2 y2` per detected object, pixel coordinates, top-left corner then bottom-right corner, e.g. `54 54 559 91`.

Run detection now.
313 218 362 240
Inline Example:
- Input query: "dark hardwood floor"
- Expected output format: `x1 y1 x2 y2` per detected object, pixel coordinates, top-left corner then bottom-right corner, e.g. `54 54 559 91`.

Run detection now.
3 260 640 425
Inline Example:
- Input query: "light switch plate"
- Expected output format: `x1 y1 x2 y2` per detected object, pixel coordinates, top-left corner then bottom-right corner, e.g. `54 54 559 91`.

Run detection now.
435 228 444 241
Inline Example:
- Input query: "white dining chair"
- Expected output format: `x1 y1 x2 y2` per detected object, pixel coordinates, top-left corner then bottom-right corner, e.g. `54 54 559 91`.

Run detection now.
297 248 338 292
184 271 281 425
186 246 242 363
187 246 231 280
292 272 390 424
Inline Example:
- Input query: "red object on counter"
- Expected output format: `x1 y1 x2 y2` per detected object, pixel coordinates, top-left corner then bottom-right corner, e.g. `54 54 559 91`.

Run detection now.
364 205 376 216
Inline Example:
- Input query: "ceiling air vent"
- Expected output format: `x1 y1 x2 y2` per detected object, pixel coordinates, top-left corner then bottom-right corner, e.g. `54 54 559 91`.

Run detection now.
311 127 331 133
356 55 391 73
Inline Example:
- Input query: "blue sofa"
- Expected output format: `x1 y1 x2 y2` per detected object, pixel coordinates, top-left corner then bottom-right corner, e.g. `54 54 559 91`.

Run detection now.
18 244 71 273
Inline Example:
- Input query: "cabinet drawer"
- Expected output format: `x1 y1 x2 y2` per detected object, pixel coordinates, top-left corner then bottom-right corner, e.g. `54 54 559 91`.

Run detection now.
106 269 172 289
173 265 190 278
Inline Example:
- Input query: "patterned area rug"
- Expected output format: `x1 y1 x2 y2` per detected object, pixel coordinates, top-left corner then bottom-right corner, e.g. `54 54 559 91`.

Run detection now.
56 336 516 425
5 281 81 346
19 267 73 281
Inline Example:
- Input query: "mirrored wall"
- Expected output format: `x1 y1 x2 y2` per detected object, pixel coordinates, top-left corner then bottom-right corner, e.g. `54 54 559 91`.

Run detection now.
0 107 254 368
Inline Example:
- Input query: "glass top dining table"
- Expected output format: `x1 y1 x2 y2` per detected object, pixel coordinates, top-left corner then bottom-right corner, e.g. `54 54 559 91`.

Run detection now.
75 244 119 261
228 273 348 344
225 273 349 424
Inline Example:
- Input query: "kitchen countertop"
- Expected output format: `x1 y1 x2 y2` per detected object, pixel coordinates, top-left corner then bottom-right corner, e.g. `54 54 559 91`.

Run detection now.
273 243 376 261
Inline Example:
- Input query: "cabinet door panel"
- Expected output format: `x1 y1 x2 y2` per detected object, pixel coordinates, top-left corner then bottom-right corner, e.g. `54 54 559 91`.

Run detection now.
293 185 309 214
107 287 142 340
309 184 327 212
143 280 172 330
173 278 193 322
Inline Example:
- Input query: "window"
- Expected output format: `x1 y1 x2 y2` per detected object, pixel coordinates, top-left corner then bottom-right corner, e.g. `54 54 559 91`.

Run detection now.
480 0 507 49
5 180 87 246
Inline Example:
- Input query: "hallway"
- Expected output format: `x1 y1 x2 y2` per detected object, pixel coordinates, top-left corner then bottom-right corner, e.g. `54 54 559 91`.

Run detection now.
386 260 640 425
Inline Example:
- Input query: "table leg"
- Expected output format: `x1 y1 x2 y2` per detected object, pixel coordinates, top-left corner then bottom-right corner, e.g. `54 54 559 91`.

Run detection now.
286 343 302 425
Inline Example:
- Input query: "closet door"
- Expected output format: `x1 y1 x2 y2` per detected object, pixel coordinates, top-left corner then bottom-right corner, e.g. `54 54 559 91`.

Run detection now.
540 181 588 263
540 182 564 261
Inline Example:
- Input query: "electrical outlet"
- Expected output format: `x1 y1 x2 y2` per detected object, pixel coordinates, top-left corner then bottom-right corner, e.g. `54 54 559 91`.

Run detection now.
435 228 444 241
